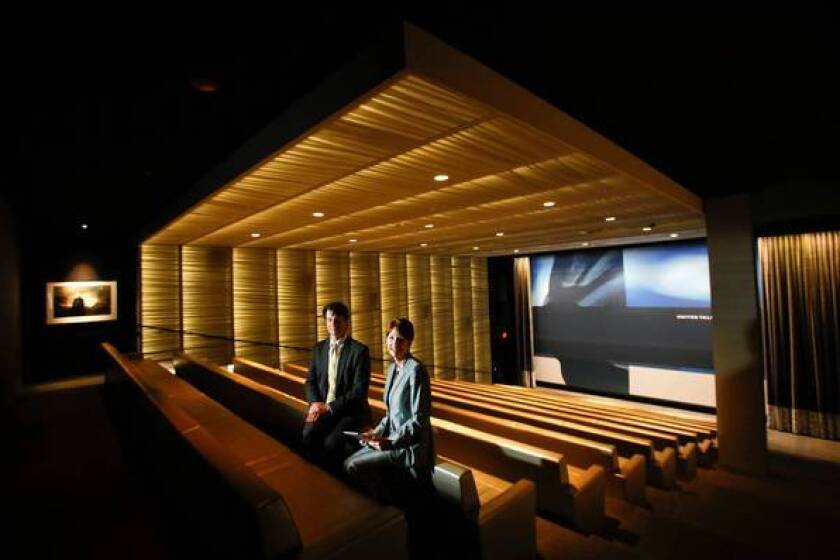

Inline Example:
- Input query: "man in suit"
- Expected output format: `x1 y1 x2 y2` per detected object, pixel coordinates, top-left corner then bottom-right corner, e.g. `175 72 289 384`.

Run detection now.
303 301 372 472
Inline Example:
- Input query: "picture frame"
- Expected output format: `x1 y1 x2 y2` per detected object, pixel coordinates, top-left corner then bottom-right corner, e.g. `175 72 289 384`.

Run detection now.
46 280 118 325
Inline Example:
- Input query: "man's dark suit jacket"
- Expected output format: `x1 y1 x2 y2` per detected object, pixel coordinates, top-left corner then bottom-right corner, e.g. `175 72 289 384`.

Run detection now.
305 337 372 425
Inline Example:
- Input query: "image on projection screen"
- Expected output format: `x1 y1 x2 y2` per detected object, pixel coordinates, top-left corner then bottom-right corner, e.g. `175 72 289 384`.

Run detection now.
530 240 714 407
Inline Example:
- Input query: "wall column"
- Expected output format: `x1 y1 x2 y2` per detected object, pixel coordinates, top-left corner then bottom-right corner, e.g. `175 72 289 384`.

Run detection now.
706 194 767 475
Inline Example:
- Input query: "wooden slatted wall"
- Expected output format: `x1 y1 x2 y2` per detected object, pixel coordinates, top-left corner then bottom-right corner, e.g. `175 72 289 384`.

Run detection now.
452 256 475 381
277 249 316 368
140 244 181 359
233 248 278 367
181 246 233 365
379 253 408 368
431 255 455 379
315 251 350 341
407 254 433 366
350 252 382 365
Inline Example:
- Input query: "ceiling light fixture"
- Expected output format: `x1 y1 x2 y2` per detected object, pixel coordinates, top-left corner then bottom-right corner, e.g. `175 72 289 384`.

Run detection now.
250 232 261 238
496 232 504 237
434 174 449 182
582 242 590 247
543 201 556 207
605 216 616 222
312 211 325 218
670 233 679 238
472 246 479 251
81 224 88 230
642 226 652 232
349 239 358 243
424 224 434 229
420 243 428 247
514 249 520 253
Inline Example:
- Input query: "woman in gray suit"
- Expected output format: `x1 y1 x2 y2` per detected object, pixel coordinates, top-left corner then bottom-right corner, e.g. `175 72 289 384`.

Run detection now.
343 317 434 506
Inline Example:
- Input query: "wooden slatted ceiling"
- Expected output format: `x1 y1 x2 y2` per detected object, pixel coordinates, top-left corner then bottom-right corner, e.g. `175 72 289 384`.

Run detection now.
197 116 563 248
146 72 702 255
148 75 486 246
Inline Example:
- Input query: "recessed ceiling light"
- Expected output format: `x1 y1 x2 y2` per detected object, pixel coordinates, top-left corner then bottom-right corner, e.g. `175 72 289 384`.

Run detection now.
250 232 261 238
514 249 520 253
496 232 504 237
312 211 325 218
434 174 449 182
420 243 428 247
424 223 434 229
582 242 590 247
472 246 479 251
81 224 88 230
642 226 652 232
349 239 358 243
543 201 556 207
605 216 617 222
670 233 679 238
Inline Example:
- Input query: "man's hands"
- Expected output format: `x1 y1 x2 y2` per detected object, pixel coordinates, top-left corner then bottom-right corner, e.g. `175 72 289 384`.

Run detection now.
360 430 392 451
305 401 331 423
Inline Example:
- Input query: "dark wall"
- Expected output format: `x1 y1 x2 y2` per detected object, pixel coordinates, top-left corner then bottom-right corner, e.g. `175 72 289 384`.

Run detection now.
19 228 138 385
487 256 517 384
751 181 840 236
0 192 22 406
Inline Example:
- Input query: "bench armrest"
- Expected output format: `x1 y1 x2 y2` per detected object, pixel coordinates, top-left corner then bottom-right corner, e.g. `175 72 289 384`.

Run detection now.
477 479 536 560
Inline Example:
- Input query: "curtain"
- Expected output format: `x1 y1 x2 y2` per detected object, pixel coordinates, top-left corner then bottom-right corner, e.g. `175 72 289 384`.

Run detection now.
759 231 840 440
513 257 534 387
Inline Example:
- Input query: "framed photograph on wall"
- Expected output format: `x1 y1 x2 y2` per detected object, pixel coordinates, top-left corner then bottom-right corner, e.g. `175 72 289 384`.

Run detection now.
46 280 118 325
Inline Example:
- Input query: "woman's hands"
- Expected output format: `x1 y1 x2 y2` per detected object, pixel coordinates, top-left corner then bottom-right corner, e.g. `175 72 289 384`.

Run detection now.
360 430 392 451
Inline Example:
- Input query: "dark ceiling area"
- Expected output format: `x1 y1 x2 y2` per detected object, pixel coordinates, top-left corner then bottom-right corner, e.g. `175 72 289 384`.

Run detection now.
6 6 839 245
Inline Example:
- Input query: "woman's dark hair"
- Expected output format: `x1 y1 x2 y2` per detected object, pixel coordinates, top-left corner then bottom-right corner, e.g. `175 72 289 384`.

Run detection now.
387 317 415 342
322 301 350 320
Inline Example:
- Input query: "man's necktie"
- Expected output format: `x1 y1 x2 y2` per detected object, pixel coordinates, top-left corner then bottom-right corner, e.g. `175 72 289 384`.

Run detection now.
326 342 339 404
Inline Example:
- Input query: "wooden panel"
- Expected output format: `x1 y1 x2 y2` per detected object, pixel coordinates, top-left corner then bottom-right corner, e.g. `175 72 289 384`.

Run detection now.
233 248 278 367
430 256 455 380
140 244 181 359
380 253 408 368
471 256 492 384
406 254 433 366
277 249 316 368
182 246 233 365
315 251 350 341
350 252 382 366
452 256 475 381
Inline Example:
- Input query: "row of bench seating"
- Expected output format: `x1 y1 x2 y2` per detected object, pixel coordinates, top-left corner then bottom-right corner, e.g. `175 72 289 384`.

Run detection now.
270 358 648 500
252 359 717 495
173 354 541 556
226 356 607 530
443 379 717 463
103 343 412 559
104 343 539 559
107 339 718 557
282 361 715 476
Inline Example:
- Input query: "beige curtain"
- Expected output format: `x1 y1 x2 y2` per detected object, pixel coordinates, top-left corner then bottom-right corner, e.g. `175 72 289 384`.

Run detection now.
759 231 840 440
513 256 534 387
